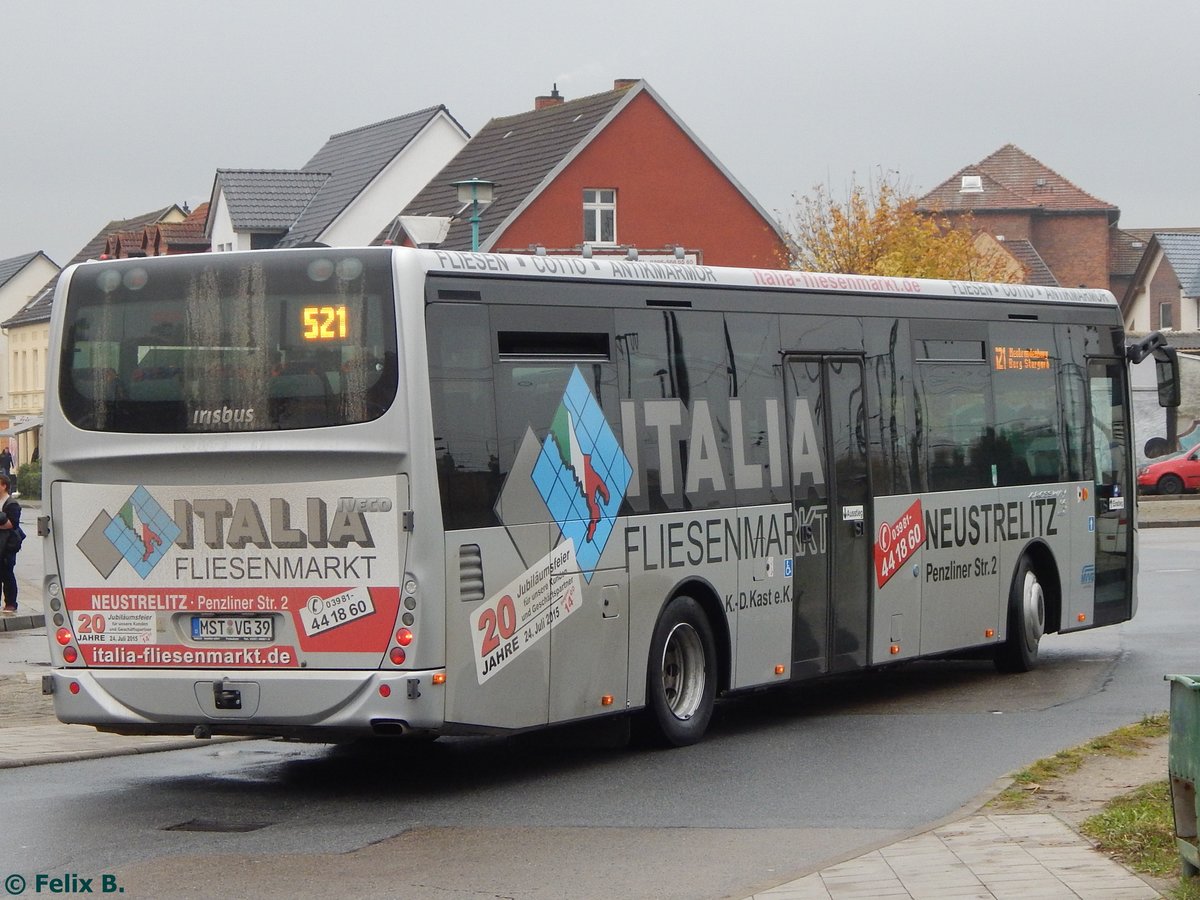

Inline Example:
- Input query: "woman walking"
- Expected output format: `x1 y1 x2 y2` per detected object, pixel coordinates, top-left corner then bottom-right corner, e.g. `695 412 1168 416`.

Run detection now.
0 473 22 614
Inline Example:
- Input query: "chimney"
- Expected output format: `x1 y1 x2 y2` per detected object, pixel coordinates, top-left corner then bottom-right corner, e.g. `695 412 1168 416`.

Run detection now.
614 78 639 90
535 83 564 110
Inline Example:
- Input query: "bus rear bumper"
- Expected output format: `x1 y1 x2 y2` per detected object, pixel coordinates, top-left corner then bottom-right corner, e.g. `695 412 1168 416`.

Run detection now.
46 668 447 740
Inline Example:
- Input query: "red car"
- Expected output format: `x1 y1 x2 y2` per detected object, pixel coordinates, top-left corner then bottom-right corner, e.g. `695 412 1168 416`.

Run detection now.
1137 446 1200 495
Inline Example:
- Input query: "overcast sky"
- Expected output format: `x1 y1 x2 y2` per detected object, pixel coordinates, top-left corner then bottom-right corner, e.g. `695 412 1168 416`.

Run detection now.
3 0 1198 266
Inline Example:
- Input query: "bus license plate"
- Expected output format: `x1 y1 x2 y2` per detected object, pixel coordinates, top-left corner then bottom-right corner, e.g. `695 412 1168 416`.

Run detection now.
191 616 274 642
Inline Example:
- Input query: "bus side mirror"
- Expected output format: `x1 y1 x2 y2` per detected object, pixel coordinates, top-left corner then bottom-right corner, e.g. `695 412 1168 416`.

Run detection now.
1154 346 1180 408
1127 331 1167 364
1127 332 1181 408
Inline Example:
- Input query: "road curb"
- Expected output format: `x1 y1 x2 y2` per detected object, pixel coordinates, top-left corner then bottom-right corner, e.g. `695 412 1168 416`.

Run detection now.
0 728 249 769
0 740 242 768
0 613 44 632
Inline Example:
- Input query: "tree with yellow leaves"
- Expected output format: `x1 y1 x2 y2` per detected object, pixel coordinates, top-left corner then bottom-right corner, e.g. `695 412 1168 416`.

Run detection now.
782 173 1022 283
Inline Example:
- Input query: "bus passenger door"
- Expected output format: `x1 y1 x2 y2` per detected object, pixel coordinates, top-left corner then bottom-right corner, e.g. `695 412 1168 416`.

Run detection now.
1088 358 1133 625
785 356 872 677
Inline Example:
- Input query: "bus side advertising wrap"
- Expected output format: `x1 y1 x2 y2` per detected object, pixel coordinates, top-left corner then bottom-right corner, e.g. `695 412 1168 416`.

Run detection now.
56 476 404 668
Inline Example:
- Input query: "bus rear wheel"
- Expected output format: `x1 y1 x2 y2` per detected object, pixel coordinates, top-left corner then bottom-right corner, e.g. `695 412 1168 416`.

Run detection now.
643 596 716 747
995 557 1045 673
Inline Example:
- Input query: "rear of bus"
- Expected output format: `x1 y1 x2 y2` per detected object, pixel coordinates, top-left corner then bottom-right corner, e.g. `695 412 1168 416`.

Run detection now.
42 247 445 738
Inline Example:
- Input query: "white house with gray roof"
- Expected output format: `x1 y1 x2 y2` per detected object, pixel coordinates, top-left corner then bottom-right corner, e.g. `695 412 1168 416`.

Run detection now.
1122 231 1200 335
206 106 468 252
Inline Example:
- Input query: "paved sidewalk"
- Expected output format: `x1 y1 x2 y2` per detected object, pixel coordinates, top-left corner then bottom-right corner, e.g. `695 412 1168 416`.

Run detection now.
1139 493 1200 528
746 814 1160 899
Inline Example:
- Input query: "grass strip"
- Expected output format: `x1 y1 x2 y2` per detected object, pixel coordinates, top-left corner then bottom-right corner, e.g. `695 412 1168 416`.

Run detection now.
992 712 1168 807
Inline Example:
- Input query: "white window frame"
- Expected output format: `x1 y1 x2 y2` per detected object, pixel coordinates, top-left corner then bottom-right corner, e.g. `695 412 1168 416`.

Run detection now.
583 189 617 245
1160 301 1174 330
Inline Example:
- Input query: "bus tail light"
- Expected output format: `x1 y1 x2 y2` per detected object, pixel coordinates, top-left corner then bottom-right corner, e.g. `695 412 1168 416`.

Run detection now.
389 647 406 665
985 629 995 638
396 628 413 646
890 644 901 655
432 673 446 685
55 627 73 646
69 682 80 695
63 646 78 664
774 664 786 675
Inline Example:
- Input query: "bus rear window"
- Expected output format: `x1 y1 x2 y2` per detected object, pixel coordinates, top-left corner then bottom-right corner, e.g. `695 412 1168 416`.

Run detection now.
58 250 398 433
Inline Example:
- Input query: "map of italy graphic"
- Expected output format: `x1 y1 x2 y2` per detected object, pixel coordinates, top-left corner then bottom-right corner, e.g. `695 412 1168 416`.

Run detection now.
116 499 163 562
99 486 182 579
530 367 632 581
548 402 609 540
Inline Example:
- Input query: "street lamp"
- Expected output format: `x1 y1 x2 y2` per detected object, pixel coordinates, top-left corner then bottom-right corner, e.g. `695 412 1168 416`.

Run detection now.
451 177 495 252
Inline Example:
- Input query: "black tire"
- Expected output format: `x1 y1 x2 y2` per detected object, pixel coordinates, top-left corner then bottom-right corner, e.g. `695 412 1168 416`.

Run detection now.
643 596 717 747
1158 474 1185 495
995 557 1045 673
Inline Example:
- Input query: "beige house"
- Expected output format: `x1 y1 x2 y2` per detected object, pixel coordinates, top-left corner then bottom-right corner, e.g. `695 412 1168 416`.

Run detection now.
0 251 60 461
1 207 185 464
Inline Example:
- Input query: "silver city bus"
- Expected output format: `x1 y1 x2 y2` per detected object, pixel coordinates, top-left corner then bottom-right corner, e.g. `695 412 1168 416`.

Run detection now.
40 247 1179 745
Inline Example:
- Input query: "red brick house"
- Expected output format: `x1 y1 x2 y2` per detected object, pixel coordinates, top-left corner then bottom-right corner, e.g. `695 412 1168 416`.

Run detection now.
397 79 787 268
918 144 1120 292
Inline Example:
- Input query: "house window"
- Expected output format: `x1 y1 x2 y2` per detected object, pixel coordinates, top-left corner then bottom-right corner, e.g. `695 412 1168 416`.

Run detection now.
1160 302 1173 330
583 189 616 244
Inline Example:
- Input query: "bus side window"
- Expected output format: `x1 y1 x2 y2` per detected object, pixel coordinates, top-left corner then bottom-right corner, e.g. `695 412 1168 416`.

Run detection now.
917 362 992 492
427 303 500 529
992 340 1062 486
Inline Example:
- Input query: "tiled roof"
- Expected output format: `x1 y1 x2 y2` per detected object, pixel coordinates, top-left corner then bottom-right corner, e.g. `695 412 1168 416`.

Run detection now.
1111 229 1153 277
0 252 49 291
1001 239 1059 286
156 220 209 247
278 106 455 247
2 205 181 328
1135 330 1200 352
8 284 60 329
399 85 635 251
71 206 181 266
919 144 1118 215
1157 233 1200 296
214 170 330 232
183 202 210 226
925 170 1038 212
150 203 210 253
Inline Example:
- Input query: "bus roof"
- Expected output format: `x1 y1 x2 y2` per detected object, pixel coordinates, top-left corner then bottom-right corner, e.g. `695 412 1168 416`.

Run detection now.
418 248 1117 307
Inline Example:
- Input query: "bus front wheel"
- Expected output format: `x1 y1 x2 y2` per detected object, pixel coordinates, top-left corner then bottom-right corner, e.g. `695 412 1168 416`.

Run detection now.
995 557 1045 673
643 596 716 747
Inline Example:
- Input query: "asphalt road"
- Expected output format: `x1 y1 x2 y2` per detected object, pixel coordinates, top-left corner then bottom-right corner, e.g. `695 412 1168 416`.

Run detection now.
0 527 1195 899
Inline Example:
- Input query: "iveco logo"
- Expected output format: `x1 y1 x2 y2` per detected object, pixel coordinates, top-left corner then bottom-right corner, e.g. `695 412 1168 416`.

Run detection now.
337 497 393 513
